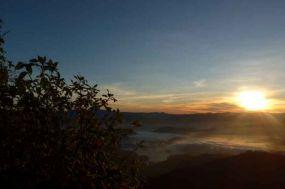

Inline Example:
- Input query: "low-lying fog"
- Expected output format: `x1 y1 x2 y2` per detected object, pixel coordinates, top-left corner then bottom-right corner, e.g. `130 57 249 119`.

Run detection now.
123 113 285 162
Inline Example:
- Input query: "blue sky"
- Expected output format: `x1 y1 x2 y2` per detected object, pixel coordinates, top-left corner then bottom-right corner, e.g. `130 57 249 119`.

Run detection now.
1 0 285 113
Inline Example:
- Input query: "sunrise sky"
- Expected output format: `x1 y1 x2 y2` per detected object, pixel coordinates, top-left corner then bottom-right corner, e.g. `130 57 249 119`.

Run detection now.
2 0 285 113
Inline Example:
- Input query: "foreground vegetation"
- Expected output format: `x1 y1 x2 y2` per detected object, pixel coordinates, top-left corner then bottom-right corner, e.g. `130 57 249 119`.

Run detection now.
0 20 145 189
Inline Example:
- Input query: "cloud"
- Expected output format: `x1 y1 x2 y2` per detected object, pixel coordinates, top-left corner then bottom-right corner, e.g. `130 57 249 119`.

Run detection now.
193 79 207 88
115 102 242 114
203 102 242 112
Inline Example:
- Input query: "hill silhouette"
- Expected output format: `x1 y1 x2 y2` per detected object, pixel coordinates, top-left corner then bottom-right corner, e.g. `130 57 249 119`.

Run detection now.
146 151 285 189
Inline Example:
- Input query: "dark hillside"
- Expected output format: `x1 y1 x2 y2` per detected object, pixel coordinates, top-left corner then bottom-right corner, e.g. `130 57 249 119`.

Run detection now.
146 151 285 189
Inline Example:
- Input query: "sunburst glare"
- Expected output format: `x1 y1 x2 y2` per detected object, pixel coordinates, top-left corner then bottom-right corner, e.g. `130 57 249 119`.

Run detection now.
237 91 269 111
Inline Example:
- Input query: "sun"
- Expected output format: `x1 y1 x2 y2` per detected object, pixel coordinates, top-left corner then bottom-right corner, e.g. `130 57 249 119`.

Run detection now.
237 91 269 111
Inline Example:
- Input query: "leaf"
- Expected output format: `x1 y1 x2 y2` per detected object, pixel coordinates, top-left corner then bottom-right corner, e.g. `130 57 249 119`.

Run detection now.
36 87 41 94
18 71 27 80
30 58 38 63
26 64 32 74
38 56 46 63
15 62 25 70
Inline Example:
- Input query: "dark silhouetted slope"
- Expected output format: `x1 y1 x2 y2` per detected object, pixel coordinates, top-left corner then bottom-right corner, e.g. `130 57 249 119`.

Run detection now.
146 151 285 189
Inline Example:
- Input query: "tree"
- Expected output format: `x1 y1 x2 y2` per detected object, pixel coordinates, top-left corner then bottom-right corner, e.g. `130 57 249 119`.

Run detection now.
0 20 145 189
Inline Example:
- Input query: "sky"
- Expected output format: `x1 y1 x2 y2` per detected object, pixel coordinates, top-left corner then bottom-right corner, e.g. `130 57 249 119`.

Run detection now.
1 0 285 113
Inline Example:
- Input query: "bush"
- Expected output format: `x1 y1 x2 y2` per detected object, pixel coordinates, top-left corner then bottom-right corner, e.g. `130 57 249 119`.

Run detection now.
0 20 145 189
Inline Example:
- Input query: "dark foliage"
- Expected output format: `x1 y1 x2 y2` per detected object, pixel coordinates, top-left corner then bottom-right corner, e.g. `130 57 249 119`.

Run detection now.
0 20 145 189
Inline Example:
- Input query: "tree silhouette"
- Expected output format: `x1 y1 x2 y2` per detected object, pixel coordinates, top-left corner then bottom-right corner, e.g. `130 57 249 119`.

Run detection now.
0 20 145 189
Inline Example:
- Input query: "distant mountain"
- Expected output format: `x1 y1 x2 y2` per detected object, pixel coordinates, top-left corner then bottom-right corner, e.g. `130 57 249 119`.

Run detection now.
122 112 285 134
123 112 285 124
